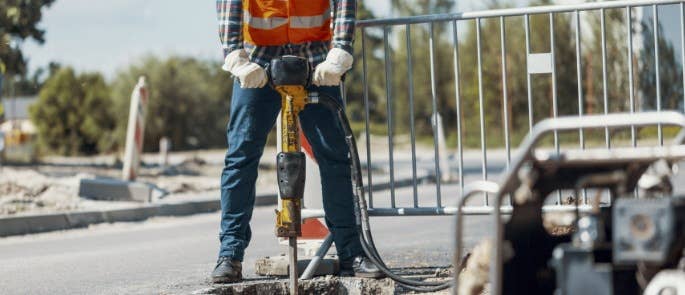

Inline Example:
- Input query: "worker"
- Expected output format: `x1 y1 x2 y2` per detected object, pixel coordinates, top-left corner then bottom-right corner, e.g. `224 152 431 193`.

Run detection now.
212 0 383 283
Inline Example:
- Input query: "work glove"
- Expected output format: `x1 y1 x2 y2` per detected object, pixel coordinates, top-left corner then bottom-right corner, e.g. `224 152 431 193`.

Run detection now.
222 49 268 88
313 48 354 86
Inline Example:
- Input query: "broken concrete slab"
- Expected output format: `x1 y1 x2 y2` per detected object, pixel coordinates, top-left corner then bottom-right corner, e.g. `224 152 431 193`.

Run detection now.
255 254 338 277
194 267 454 295
194 276 397 295
79 178 152 202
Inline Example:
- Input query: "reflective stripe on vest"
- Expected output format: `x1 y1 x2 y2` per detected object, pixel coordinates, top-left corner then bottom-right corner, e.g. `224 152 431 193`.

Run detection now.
244 11 288 30
290 7 332 28
244 7 331 30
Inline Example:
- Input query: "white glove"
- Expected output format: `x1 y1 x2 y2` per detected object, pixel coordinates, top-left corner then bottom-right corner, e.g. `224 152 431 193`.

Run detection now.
222 49 268 88
313 48 354 86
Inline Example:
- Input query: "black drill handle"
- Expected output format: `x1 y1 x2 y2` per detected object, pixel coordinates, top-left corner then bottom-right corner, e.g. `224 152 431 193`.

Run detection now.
267 56 311 87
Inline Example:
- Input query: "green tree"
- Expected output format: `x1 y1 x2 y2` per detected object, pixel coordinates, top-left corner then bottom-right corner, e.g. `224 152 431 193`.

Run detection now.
449 0 580 148
358 0 458 142
111 56 232 152
357 0 628 149
391 0 454 15
0 0 55 76
4 62 59 96
638 7 684 113
344 1 385 129
29 67 116 155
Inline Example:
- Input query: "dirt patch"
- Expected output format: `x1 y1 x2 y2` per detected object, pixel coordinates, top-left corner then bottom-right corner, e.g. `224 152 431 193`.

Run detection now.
0 168 86 215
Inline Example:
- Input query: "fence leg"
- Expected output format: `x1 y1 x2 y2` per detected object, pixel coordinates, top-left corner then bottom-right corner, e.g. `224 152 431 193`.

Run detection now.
300 233 334 280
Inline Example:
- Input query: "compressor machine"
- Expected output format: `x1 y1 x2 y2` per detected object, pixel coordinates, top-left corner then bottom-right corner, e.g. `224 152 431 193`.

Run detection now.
453 112 685 295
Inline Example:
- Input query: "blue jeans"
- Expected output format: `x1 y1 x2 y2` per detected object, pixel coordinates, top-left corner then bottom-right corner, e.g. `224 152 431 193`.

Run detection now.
219 82 362 262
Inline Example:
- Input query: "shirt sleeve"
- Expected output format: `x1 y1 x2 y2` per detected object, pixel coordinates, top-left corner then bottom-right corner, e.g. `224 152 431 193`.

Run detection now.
217 0 244 57
332 0 356 54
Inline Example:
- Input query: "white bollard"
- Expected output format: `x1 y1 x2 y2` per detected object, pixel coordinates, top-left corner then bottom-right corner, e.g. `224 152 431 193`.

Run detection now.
122 76 149 181
159 137 171 169
433 113 452 182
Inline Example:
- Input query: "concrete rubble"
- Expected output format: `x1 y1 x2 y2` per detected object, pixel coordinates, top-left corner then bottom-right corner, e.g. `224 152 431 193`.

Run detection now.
0 152 276 217
255 255 339 277
194 266 453 295
194 276 454 295
0 168 87 215
195 276 397 295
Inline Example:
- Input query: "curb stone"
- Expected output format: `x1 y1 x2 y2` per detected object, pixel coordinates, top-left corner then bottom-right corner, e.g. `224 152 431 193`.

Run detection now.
0 197 231 237
0 175 433 237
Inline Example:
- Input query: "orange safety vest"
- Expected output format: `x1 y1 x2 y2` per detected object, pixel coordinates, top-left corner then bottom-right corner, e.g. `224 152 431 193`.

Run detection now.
243 0 332 46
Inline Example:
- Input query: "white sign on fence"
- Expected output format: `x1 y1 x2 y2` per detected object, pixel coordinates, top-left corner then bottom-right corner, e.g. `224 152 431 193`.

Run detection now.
527 53 553 74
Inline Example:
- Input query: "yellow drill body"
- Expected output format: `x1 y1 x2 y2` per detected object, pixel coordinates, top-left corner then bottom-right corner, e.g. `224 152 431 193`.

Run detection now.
275 85 308 238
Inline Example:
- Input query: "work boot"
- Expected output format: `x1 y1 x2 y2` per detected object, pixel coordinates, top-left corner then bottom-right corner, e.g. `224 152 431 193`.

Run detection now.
211 257 242 283
340 255 385 279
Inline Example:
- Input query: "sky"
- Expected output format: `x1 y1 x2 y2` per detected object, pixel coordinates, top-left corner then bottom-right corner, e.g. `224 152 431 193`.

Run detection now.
19 0 529 78
19 0 684 80
21 0 231 79
20 0 390 79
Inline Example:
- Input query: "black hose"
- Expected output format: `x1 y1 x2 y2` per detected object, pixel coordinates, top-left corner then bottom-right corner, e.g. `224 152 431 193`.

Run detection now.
313 93 453 292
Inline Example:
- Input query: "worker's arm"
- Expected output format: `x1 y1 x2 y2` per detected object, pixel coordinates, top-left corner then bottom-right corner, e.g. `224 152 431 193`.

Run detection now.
216 0 244 57
313 0 356 86
332 0 357 54
216 0 267 88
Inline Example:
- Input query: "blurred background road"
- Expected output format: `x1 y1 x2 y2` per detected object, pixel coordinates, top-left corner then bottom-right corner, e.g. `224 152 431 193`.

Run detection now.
0 187 490 295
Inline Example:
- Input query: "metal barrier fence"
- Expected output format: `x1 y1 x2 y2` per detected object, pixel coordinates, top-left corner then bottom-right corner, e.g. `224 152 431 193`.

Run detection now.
299 0 685 284
330 0 685 217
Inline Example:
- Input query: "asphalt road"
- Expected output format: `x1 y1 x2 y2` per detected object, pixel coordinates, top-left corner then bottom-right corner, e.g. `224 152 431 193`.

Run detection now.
0 147 501 295
0 184 491 295
2 148 683 295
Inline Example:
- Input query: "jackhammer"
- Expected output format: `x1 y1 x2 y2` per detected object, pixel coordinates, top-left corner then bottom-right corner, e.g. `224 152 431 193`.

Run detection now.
268 56 452 294
269 56 309 295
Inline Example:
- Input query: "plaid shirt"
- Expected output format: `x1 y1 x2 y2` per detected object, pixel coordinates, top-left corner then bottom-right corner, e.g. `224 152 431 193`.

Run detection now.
216 0 356 67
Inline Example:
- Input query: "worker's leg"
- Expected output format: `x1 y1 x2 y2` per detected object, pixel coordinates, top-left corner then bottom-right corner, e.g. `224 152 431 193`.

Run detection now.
299 85 363 262
219 82 281 261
